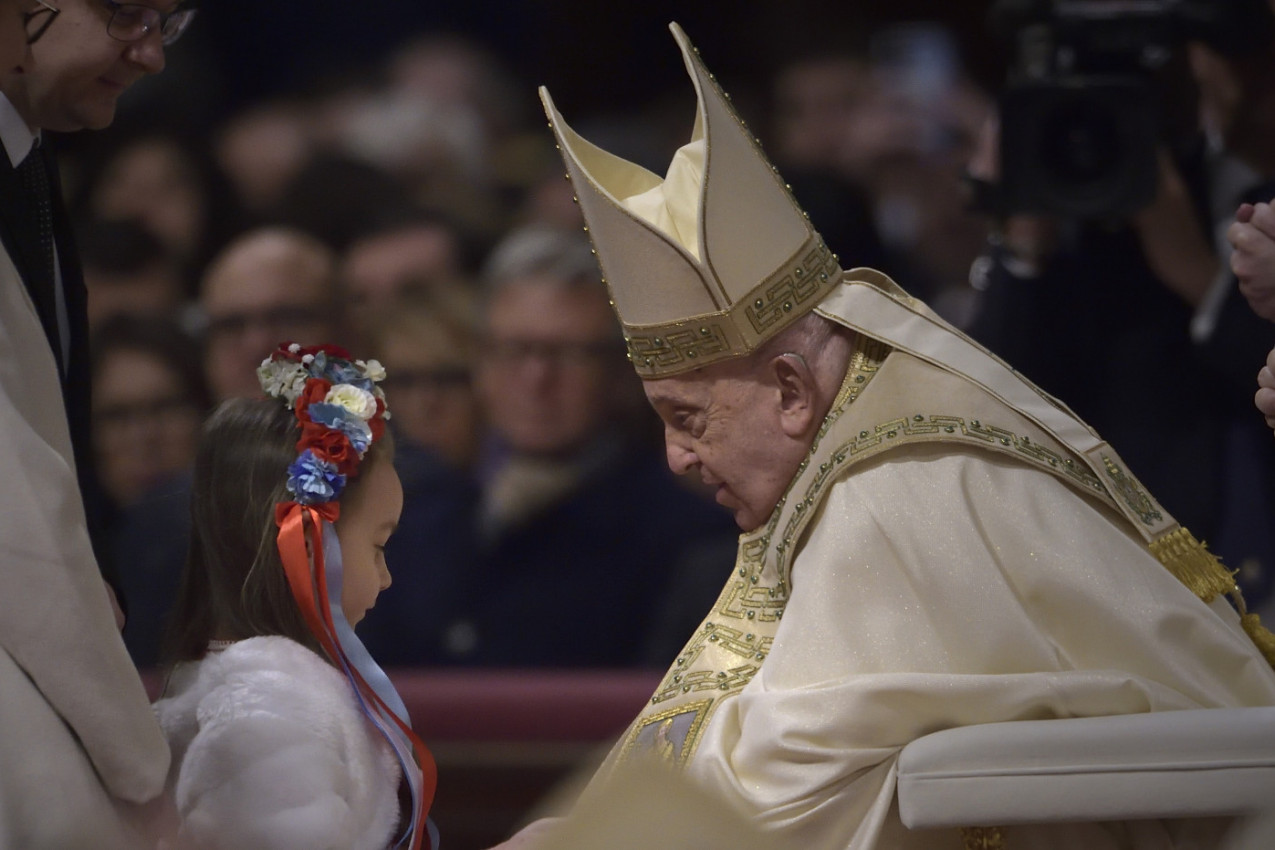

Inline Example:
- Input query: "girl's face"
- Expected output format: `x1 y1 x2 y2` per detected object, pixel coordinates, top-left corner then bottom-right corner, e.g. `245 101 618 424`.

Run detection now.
335 455 403 626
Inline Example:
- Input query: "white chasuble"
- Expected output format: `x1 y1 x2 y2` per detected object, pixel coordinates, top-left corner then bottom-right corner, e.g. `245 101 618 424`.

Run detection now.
595 278 1275 850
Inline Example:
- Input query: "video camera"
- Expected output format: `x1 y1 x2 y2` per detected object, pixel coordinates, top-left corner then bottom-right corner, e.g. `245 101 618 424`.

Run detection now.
990 0 1269 220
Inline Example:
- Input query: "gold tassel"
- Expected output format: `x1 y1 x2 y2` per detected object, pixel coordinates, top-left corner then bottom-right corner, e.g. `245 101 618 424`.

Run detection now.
1148 527 1275 672
960 826 1006 850
1240 614 1275 670
1147 528 1237 604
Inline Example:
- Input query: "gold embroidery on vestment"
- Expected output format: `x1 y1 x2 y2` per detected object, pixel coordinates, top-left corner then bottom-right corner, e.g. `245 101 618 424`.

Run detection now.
1101 454 1163 525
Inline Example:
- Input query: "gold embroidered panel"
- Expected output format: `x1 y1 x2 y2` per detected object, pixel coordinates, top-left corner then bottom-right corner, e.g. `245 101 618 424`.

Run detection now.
1100 454 1163 526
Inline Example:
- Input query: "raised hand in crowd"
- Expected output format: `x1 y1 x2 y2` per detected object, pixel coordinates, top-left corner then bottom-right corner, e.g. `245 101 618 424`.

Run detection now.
1229 201 1275 321
1258 346 1275 434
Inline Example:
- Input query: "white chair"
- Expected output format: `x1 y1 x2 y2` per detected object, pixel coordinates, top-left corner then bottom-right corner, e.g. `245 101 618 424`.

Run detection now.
897 707 1275 849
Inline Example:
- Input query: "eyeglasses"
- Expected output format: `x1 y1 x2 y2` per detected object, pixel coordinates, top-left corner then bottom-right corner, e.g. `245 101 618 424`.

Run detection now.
204 306 328 342
95 394 198 429
23 0 59 45
103 0 196 46
381 367 472 394
483 337 623 368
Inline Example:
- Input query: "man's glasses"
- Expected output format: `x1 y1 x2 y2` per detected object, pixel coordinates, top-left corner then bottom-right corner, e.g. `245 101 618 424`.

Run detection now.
381 367 473 395
23 0 58 45
204 306 328 342
483 337 624 369
103 0 196 46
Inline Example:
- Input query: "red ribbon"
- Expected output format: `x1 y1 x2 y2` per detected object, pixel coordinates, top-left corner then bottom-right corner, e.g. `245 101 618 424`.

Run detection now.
275 501 437 849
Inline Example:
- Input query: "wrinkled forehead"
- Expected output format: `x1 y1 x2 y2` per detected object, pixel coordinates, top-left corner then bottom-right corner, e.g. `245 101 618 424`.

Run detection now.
641 369 718 408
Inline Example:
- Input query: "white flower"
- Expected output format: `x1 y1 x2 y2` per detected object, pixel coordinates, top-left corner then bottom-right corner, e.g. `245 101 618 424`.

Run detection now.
302 354 315 365
288 343 301 354
257 360 309 404
361 359 387 382
325 383 378 419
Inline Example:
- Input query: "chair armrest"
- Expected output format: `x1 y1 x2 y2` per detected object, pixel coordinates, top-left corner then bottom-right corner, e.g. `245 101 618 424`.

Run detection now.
897 707 1275 829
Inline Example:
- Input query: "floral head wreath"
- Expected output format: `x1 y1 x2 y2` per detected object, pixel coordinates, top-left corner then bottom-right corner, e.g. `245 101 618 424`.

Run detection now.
257 342 436 850
257 342 390 507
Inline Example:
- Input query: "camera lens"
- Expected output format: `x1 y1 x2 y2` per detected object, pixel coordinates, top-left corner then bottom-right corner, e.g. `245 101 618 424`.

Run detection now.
999 79 1158 218
1039 97 1123 186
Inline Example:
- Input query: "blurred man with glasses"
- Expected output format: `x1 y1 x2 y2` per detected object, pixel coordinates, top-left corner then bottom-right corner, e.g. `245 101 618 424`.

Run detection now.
413 225 740 669
198 226 342 401
0 0 190 847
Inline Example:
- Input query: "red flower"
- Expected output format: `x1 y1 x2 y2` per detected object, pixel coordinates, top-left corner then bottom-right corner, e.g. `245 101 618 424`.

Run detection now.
300 343 352 360
297 422 360 475
294 378 332 420
369 397 386 442
273 342 302 362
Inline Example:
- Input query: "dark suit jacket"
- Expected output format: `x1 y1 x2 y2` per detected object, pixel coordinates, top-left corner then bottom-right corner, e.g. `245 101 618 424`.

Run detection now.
420 438 739 669
0 136 117 592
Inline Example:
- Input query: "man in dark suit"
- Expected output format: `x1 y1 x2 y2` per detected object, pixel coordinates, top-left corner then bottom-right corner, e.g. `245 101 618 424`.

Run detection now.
0 2 194 845
0 0 194 621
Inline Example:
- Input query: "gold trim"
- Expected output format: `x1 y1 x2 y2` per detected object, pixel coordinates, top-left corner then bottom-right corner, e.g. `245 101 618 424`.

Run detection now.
773 411 1109 583
624 236 842 378
960 826 1007 850
620 698 714 767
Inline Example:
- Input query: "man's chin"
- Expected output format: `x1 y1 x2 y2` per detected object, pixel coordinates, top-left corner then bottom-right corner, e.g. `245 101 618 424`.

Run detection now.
81 105 119 131
732 507 765 533
57 97 121 132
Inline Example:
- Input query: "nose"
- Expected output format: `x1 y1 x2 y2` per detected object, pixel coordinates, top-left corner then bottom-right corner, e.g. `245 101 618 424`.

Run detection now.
378 562 392 592
125 31 165 74
664 427 698 476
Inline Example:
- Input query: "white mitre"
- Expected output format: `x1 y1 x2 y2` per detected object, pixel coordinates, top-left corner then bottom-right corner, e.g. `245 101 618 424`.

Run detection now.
539 22 842 378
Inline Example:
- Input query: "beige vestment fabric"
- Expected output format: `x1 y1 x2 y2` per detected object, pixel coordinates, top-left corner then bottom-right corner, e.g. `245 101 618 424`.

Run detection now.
689 445 1274 848
0 246 169 847
598 280 1275 849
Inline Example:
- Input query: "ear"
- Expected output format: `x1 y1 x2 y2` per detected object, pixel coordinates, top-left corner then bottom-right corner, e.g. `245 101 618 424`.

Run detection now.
770 353 818 439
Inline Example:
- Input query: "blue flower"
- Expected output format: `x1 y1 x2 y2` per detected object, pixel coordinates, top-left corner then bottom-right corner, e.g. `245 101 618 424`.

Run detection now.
286 449 347 504
324 360 369 388
306 403 373 454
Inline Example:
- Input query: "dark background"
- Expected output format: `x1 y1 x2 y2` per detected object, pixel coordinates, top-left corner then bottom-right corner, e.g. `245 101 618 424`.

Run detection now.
117 0 1005 135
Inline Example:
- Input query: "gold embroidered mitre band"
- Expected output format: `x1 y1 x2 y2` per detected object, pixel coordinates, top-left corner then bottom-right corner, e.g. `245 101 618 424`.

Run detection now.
538 22 843 378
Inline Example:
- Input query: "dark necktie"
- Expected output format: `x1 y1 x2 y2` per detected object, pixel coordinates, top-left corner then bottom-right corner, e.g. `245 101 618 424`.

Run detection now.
16 145 55 294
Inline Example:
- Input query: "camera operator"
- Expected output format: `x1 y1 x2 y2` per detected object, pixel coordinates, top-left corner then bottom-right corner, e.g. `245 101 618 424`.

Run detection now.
968 0 1275 616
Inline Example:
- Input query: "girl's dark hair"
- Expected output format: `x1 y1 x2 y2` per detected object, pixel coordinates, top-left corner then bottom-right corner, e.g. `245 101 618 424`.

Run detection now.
162 397 390 666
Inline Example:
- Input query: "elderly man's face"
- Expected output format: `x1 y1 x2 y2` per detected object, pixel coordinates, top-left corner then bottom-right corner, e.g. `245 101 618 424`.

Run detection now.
7 0 171 131
644 361 808 532
477 278 622 457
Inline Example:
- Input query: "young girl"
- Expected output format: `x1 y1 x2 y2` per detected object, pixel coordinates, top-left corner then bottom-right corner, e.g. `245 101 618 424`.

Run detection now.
155 343 437 850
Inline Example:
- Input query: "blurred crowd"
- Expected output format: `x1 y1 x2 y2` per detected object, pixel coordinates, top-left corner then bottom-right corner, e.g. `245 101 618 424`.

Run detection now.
65 14 1275 670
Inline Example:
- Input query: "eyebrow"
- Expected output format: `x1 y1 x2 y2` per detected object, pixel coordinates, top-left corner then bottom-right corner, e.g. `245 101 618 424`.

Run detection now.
644 390 683 408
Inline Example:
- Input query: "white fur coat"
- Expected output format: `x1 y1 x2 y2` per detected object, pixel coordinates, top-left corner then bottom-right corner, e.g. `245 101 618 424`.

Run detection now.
154 636 401 850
